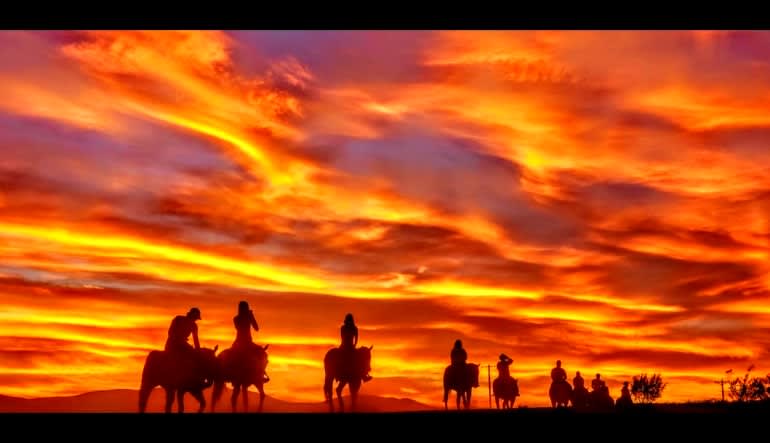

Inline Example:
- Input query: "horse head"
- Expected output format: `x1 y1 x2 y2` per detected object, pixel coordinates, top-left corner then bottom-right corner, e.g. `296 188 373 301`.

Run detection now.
197 346 220 385
359 345 373 378
468 363 480 388
261 345 269 370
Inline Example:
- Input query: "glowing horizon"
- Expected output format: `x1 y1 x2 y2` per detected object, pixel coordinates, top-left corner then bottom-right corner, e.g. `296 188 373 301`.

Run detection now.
1 30 769 408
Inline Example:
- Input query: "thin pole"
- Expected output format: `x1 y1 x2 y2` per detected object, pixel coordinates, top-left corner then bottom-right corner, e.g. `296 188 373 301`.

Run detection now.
720 379 725 402
488 364 492 409
714 379 725 402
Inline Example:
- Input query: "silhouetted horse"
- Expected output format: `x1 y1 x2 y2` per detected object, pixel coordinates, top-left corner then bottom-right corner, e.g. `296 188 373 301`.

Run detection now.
443 363 480 410
138 346 219 413
616 392 633 410
323 345 373 412
571 385 590 410
211 344 269 413
493 376 519 409
549 380 572 408
589 385 615 411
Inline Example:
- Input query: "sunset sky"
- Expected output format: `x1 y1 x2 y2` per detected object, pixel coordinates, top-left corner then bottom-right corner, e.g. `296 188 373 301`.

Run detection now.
1 31 769 408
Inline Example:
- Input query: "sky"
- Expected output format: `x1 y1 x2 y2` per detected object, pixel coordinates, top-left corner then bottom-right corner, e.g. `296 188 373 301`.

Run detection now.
0 30 769 408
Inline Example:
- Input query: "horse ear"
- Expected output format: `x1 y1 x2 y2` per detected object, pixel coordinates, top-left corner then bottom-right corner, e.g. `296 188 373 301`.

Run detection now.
368 345 373 351
214 345 219 352
263 344 269 351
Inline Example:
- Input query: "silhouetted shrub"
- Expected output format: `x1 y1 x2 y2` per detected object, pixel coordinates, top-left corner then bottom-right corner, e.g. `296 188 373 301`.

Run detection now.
631 373 666 404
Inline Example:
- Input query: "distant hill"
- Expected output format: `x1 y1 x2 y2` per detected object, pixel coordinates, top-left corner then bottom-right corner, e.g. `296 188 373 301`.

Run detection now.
0 389 437 413
7 389 768 415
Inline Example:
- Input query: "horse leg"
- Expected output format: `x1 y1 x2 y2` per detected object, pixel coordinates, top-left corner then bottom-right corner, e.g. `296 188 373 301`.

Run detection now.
455 391 461 410
336 380 347 413
231 384 240 413
191 389 206 413
138 384 153 413
211 380 223 413
190 389 206 414
495 396 500 409
465 389 472 409
164 388 174 414
350 379 361 412
242 385 249 413
444 386 449 411
324 374 334 412
257 383 265 413
177 390 185 414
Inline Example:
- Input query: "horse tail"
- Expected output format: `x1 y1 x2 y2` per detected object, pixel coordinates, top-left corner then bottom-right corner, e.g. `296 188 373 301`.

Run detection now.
211 378 225 412
323 348 336 403
443 367 450 404
138 351 161 412
324 348 337 379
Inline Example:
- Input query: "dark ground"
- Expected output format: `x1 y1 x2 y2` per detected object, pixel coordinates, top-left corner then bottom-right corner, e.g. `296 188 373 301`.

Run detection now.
0 402 765 440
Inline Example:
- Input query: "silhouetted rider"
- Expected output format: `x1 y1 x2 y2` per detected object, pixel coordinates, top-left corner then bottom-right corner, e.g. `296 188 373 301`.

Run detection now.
340 313 358 350
232 301 268 382
551 360 567 383
573 371 585 389
165 307 201 355
233 301 259 348
592 373 605 391
620 381 632 404
340 313 370 382
497 353 513 379
448 339 468 387
451 339 467 366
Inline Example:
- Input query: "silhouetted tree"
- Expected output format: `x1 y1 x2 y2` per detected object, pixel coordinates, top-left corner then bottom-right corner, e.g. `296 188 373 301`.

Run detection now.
728 365 768 402
631 373 666 404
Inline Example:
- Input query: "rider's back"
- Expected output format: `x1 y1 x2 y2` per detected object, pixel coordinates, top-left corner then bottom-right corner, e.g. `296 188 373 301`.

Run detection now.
233 312 255 345
340 323 357 349
450 347 467 366
166 315 194 350
497 360 511 378
551 367 567 383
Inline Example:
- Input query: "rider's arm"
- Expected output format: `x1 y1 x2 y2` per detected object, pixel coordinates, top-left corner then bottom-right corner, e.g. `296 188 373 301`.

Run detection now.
249 310 259 332
192 323 200 349
354 327 358 346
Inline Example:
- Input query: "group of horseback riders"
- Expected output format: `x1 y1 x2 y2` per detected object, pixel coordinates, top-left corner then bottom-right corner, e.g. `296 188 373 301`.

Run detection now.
151 310 632 412
444 340 519 409
163 304 372 381
549 359 633 410
443 342 634 411
163 302 269 383
153 305 373 412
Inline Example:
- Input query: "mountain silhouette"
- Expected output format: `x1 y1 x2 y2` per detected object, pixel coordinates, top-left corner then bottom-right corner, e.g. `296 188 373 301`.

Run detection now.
0 389 436 413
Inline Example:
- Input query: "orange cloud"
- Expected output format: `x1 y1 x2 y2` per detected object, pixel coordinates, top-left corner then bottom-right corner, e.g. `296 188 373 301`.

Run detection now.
1 31 769 408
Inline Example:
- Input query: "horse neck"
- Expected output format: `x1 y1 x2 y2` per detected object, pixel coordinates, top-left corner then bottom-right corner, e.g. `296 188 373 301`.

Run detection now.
335 348 368 378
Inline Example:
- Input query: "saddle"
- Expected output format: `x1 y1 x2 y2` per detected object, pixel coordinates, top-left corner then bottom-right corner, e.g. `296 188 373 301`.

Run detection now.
165 345 198 367
338 346 359 377
227 344 268 382
448 363 468 387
